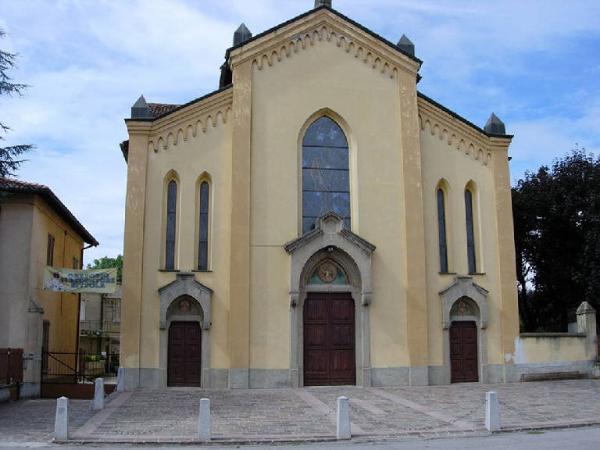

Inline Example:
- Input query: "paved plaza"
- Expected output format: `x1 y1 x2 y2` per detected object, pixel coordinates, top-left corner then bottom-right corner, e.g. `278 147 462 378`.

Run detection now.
2 380 600 445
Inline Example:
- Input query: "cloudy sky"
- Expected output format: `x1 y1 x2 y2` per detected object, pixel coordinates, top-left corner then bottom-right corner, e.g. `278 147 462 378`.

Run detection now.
1 0 599 263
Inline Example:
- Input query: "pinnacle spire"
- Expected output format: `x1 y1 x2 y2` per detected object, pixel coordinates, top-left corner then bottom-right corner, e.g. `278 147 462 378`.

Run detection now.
484 113 506 135
397 34 415 57
233 23 252 46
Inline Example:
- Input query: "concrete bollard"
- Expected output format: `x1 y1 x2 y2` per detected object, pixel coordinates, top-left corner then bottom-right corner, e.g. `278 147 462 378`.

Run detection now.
92 378 104 411
485 391 501 432
198 398 211 441
336 396 351 440
116 367 125 392
54 396 69 441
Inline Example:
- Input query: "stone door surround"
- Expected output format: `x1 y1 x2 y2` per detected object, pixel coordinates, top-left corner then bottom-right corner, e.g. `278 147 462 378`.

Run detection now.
285 212 376 387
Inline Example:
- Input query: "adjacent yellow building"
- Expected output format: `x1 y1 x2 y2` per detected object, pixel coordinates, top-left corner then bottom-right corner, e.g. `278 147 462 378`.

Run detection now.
0 178 98 397
119 1 595 389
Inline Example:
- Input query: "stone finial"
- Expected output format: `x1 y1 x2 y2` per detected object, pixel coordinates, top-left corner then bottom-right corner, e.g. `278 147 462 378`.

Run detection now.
131 95 152 119
576 301 596 315
315 0 332 7
233 23 252 46
397 34 415 57
484 113 506 135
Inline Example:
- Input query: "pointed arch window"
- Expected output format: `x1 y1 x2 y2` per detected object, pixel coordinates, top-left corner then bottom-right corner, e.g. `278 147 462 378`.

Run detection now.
437 188 449 273
198 181 210 271
302 116 350 234
465 188 477 274
165 180 177 270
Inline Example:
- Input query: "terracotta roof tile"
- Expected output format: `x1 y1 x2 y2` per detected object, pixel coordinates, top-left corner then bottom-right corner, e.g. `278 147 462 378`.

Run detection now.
0 177 98 246
148 103 180 118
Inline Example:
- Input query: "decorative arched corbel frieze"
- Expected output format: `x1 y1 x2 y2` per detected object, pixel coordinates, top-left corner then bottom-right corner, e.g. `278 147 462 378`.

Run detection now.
158 272 213 330
439 276 489 329
251 24 399 80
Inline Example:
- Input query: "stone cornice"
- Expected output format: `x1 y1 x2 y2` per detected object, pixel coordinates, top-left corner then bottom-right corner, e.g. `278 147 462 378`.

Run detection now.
229 9 420 80
418 97 513 167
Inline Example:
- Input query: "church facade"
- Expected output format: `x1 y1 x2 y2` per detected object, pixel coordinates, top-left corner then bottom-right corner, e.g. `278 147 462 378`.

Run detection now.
120 2 523 389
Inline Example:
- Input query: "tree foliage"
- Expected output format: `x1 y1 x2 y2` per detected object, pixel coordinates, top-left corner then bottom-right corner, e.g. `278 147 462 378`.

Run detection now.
87 255 123 283
0 28 33 177
513 149 600 331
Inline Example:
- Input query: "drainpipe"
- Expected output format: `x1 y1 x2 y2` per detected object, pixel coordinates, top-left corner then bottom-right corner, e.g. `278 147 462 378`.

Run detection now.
76 243 95 365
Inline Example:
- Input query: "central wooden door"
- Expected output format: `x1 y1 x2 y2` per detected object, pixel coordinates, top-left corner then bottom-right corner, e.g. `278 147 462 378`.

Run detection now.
168 321 201 387
303 292 356 386
450 321 478 383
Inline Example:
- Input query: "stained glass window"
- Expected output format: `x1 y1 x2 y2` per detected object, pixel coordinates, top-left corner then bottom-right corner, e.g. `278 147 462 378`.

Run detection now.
437 188 449 273
302 116 350 233
465 189 477 274
165 180 177 270
198 181 210 271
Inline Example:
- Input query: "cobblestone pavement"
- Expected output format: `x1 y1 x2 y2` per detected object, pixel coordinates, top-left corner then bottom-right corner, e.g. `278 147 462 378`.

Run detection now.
0 398 93 443
2 380 600 444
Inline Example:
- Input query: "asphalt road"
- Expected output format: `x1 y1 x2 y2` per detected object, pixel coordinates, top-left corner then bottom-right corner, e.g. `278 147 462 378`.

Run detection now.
2 426 600 449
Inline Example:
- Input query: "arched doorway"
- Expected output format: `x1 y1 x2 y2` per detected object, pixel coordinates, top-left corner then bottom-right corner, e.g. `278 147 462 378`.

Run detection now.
440 277 489 384
158 273 213 388
449 297 479 383
303 260 356 386
285 212 375 387
166 296 203 387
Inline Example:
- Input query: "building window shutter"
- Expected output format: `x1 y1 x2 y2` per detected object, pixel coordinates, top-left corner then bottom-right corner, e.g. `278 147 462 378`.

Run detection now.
437 189 449 273
465 189 477 274
165 180 177 270
198 181 210 271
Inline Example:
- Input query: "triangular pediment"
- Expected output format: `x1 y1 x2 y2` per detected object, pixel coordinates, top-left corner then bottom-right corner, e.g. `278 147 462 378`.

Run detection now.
228 7 420 79
284 212 375 255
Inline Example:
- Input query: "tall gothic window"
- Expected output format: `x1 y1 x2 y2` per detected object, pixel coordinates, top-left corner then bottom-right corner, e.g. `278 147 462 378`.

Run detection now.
198 181 210 271
165 180 177 270
465 188 477 274
437 188 449 273
302 116 350 234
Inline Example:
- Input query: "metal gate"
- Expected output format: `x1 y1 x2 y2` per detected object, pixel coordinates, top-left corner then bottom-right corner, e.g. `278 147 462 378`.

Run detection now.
41 351 118 398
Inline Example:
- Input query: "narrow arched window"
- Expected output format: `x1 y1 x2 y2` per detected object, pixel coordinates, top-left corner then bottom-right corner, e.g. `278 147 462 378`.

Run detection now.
465 189 477 274
198 181 210 271
437 188 449 273
165 180 177 270
302 116 350 234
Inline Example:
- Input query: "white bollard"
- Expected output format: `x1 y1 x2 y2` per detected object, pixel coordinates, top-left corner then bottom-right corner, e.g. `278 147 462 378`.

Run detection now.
336 396 351 440
485 391 501 432
54 396 69 441
92 378 104 411
116 367 125 392
198 398 211 441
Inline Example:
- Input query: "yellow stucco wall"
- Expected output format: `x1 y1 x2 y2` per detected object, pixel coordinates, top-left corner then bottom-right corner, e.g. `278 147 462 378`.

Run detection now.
420 124 505 366
121 8 522 383
248 34 411 368
0 194 83 354
31 197 83 354
123 92 234 371
515 336 592 364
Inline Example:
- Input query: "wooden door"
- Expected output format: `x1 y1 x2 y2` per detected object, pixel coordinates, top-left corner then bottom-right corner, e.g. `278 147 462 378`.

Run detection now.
450 321 478 383
304 292 355 386
168 321 201 387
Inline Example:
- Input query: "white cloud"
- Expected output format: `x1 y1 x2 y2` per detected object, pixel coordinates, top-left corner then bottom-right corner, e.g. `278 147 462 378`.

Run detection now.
1 0 599 264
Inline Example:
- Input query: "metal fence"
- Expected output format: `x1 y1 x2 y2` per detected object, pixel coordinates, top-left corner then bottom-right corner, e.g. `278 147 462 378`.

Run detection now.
0 348 23 386
42 351 119 384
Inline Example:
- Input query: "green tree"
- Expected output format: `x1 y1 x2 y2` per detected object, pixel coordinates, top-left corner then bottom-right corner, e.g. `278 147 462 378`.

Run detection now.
87 255 123 283
0 28 33 177
513 149 600 331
